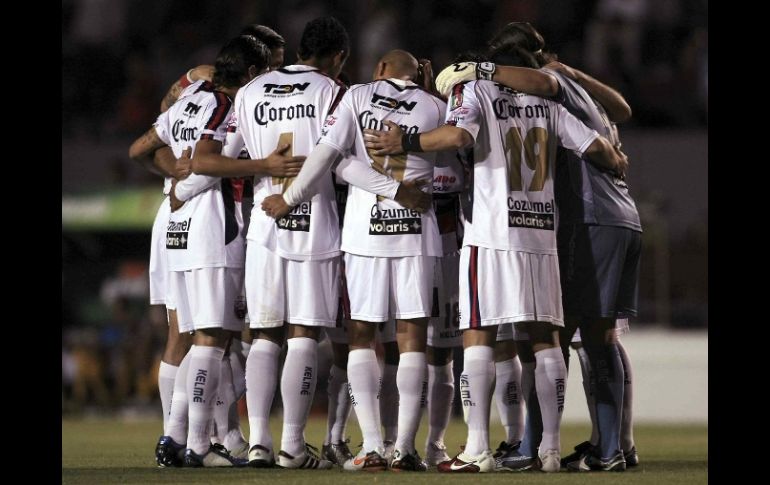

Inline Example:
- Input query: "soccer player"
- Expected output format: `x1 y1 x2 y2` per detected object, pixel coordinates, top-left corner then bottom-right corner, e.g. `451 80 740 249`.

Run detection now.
364 50 627 473
486 22 640 472
129 34 272 467
261 49 449 472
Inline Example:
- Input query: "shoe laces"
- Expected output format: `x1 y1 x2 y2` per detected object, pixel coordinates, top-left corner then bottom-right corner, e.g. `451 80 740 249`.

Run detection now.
211 442 232 456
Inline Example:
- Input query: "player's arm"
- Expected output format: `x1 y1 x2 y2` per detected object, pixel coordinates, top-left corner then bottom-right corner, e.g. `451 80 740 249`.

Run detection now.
544 61 631 123
128 127 169 176
556 104 628 177
365 121 473 156
160 65 215 112
192 143 305 178
173 139 222 206
435 62 558 98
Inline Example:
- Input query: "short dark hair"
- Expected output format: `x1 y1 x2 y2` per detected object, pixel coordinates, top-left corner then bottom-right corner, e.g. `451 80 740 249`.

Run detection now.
487 22 556 67
240 24 285 50
297 16 349 61
452 50 490 63
213 35 270 88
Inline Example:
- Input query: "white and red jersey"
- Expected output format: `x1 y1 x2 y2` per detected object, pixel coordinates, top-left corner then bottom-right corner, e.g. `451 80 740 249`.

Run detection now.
319 79 443 258
446 80 598 254
225 65 346 261
154 80 245 271
433 151 464 255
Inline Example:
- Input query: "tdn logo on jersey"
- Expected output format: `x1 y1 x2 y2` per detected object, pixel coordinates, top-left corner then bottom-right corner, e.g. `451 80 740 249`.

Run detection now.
264 82 310 94
184 102 201 116
371 93 417 111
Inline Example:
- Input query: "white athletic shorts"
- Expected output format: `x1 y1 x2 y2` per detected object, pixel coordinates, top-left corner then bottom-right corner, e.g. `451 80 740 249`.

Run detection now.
149 196 170 306
344 253 435 322
427 251 462 348
170 266 246 333
246 244 339 328
459 246 564 330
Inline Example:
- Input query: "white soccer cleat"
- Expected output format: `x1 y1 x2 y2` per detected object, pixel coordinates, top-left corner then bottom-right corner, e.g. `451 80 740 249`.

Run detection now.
424 440 451 466
437 449 495 473
342 447 388 472
247 444 275 467
277 444 333 470
539 449 561 473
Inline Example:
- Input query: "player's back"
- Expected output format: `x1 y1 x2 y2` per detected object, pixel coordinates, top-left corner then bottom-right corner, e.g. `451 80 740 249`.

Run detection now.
235 65 345 260
448 80 597 254
333 79 445 257
543 69 641 232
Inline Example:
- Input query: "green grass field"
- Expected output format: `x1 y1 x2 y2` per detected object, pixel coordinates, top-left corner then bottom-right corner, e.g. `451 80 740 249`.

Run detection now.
62 416 707 484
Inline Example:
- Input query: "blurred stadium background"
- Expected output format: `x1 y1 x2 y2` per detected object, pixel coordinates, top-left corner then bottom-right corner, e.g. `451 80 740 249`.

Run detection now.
61 0 707 428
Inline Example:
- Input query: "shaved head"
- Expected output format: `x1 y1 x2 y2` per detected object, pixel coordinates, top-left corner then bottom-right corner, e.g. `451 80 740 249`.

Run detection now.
373 49 419 81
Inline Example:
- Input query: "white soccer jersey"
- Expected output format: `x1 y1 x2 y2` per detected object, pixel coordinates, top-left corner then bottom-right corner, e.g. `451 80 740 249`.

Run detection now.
319 79 442 257
446 80 598 254
433 151 464 255
154 81 245 271
226 65 345 261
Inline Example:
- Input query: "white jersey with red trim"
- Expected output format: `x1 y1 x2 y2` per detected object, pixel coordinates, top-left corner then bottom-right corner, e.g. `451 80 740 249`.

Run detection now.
226 65 346 261
154 80 245 271
319 79 442 257
433 151 465 255
446 80 599 254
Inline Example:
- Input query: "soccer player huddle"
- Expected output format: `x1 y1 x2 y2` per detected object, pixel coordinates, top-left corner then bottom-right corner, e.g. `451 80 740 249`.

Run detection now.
129 16 641 473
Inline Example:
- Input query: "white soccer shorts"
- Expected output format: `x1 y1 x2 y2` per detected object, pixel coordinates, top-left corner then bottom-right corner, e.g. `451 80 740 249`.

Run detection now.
245 244 339 328
170 266 246 333
459 246 564 330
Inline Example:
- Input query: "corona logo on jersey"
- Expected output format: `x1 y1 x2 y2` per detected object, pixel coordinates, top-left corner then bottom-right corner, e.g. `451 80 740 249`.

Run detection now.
370 92 417 112
493 100 551 121
263 82 311 95
276 201 312 232
171 120 198 142
254 101 316 126
358 110 418 134
507 197 555 230
166 217 192 249
369 204 422 235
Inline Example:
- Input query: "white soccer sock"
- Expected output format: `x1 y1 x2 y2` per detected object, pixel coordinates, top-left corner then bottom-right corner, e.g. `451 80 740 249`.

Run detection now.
187 345 225 455
229 340 247 400
158 361 178 434
576 346 599 444
348 348 384 452
618 341 635 451
426 362 454 445
325 365 351 445
246 339 280 450
218 355 247 450
379 363 399 443
494 357 525 444
534 347 567 453
166 349 192 443
462 345 495 456
280 337 318 456
394 352 427 454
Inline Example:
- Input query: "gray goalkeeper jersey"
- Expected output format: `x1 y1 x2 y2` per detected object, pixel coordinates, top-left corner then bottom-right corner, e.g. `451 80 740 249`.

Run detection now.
545 69 642 232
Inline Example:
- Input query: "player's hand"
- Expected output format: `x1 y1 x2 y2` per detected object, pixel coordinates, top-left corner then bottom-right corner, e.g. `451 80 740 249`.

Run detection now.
170 180 184 212
435 62 478 98
174 147 192 180
264 144 305 177
544 61 579 81
261 194 292 219
364 120 404 156
614 147 629 179
395 178 432 213
190 65 215 82
416 58 437 95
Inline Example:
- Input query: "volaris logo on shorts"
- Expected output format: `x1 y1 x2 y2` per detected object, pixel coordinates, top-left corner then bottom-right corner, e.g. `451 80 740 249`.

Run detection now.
369 204 422 235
